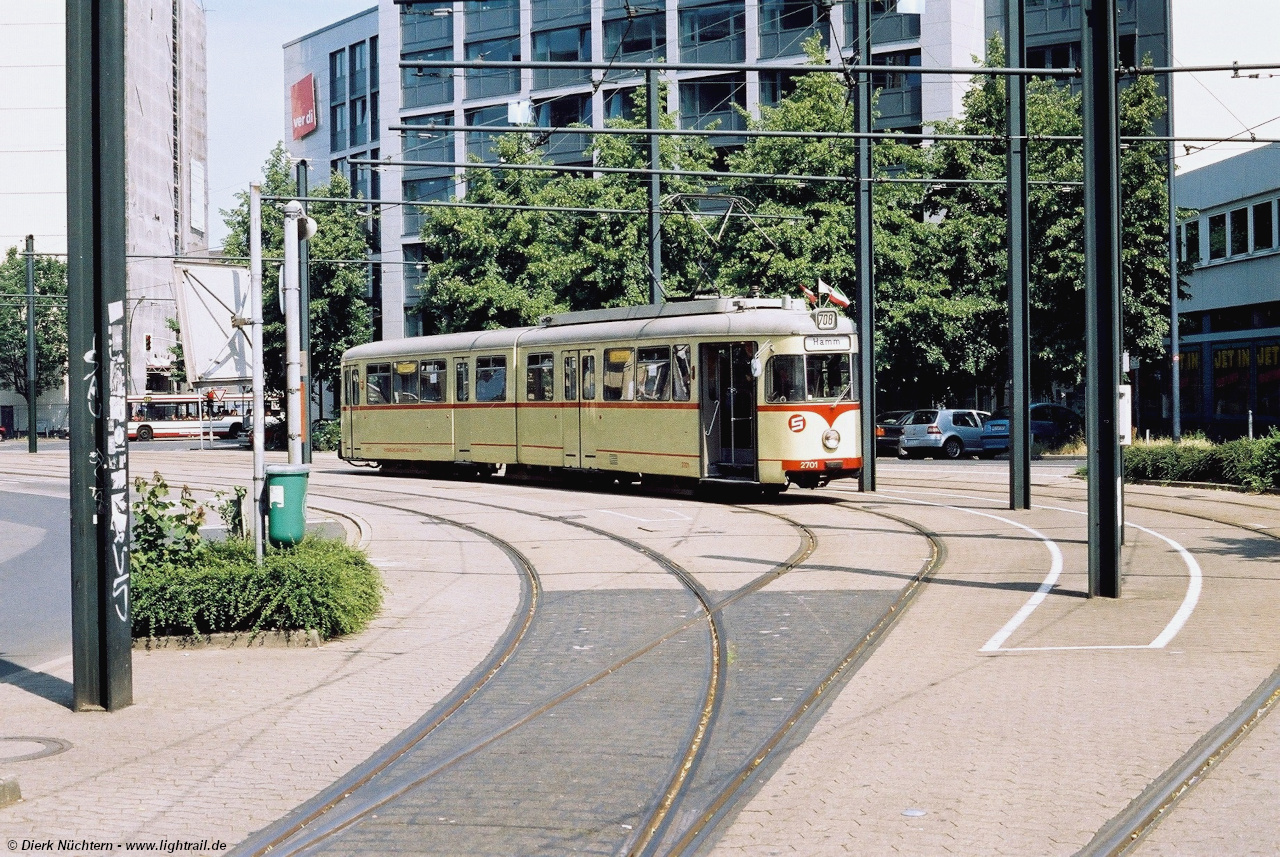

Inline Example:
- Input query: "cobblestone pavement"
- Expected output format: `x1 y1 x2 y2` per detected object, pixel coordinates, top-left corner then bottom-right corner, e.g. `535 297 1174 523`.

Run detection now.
0 450 1278 856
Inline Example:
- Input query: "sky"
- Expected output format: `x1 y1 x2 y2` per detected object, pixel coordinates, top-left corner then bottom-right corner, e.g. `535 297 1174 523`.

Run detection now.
202 0 1280 250
204 0 374 250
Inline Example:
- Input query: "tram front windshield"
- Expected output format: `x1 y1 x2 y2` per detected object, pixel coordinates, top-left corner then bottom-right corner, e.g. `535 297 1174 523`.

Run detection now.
766 354 855 403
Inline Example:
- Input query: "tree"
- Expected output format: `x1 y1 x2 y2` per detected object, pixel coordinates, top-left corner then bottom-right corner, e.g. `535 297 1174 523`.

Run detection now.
411 85 720 334
221 143 374 394
0 246 68 400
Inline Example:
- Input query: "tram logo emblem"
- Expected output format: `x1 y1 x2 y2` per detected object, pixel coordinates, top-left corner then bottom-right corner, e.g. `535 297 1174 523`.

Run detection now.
788 415 806 433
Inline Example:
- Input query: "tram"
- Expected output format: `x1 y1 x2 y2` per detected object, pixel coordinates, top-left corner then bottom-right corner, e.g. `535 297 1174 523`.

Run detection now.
339 298 861 489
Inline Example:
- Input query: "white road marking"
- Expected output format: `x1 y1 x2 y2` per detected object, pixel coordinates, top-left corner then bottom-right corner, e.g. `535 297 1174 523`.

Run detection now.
866 487 1203 652
597 508 693 523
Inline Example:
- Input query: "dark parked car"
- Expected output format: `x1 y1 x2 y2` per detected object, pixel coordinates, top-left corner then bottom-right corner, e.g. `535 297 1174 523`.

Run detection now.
875 410 913 456
898 408 990 459
981 403 1083 454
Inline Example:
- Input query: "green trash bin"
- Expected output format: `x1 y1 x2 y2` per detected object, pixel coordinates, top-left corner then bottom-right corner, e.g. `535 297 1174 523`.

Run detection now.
265 463 310 546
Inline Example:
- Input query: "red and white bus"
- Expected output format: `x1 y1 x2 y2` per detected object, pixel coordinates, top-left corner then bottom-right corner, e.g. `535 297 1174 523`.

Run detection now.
127 392 251 442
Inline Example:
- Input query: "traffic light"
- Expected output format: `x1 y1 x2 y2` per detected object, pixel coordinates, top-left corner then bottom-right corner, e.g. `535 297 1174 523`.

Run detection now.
145 334 151 351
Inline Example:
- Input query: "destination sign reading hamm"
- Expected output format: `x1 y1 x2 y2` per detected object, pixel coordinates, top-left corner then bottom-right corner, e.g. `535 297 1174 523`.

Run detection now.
291 74 317 140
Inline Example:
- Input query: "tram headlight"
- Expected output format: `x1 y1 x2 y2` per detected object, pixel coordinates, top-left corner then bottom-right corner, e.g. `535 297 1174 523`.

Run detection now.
822 428 841 450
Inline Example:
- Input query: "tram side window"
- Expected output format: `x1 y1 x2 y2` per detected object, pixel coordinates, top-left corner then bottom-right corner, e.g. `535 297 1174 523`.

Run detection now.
420 360 446 402
527 352 554 401
636 346 671 401
766 355 805 403
673 344 692 401
393 361 420 403
455 360 470 403
476 355 508 402
564 355 578 400
366 363 392 405
603 348 635 401
582 355 596 400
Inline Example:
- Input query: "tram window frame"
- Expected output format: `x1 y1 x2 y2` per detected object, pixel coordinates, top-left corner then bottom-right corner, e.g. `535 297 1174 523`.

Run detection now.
392 361 421 403
806 352 855 401
366 363 392 405
603 347 635 401
582 354 597 400
476 355 508 402
420 359 446 402
766 355 806 403
636 346 671 401
564 354 578 400
526 352 555 401
673 344 692 401
455 360 470 403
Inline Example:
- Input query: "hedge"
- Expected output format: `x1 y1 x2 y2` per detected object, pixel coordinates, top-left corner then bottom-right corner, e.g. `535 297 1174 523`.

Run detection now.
1123 430 1280 492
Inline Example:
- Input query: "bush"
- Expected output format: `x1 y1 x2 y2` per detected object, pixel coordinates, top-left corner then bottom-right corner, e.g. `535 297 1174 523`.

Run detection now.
312 418 341 452
129 473 383 639
131 537 383 639
1122 431 1280 492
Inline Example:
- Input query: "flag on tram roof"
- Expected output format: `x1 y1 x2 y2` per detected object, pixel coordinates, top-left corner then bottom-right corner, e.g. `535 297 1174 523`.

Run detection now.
799 282 817 304
817 278 851 309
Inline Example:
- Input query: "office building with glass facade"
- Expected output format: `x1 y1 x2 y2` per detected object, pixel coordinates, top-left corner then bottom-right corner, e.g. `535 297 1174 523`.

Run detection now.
286 0 1168 341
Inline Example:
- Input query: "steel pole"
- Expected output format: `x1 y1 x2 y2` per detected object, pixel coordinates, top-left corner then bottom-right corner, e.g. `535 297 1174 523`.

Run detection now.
283 201 305 464
25 235 37 453
250 184 266 563
296 161 313 461
1007 0 1031 510
855 0 876 492
1082 0 1123 598
66 0 132 710
646 69 663 304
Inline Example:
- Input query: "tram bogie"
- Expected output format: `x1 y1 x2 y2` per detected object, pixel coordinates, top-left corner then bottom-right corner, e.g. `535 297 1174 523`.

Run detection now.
340 298 861 490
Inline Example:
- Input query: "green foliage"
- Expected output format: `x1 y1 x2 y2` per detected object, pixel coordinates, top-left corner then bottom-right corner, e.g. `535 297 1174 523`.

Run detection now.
311 418 342 452
221 143 374 392
164 316 186 386
1122 431 1280 492
130 472 383 639
131 472 207 570
0 246 68 399
131 536 383 640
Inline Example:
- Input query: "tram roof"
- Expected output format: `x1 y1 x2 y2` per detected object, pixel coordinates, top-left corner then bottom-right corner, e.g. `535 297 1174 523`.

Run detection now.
343 298 854 361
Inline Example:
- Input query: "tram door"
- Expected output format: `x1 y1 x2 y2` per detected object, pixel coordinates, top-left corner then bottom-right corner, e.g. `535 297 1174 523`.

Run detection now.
563 350 599 468
341 367 357 455
699 342 757 479
452 358 473 462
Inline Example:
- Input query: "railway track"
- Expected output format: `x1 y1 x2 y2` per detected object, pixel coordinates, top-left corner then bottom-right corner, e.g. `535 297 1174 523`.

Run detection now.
5 451 1275 853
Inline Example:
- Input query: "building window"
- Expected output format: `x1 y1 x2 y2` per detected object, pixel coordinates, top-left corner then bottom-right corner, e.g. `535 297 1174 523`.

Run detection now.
1184 219 1201 264
329 48 347 102
350 41 368 95
760 71 802 106
532 25 590 87
604 14 665 59
1258 341 1280 417
760 0 816 34
679 4 745 63
1208 212 1227 260
679 74 746 132
465 37 520 98
1254 201 1274 251
465 104 509 160
872 50 921 91
370 36 379 89
1027 42 1077 70
1212 344 1250 417
330 103 348 151
605 88 638 121
1230 206 1249 256
350 97 369 146
403 48 455 108
1179 348 1201 416
466 0 519 36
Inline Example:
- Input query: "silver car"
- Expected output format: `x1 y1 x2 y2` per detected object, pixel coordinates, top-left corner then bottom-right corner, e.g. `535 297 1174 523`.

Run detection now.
898 408 990 460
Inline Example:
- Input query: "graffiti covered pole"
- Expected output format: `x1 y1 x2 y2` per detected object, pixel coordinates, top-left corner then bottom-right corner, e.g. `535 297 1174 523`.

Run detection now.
66 0 132 710
25 235 36 453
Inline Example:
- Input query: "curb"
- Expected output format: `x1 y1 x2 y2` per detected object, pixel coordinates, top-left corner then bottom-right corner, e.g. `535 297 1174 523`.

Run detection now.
0 776 20 808
133 629 322 650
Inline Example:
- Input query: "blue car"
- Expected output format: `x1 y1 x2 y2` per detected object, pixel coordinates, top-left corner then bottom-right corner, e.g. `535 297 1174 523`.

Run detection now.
981 404 1083 454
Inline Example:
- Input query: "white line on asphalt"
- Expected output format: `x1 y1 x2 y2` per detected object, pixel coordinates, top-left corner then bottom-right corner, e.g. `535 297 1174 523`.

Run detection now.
873 488 1202 651
597 508 693 523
